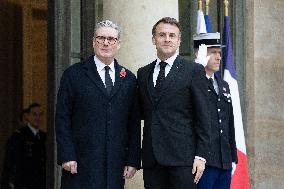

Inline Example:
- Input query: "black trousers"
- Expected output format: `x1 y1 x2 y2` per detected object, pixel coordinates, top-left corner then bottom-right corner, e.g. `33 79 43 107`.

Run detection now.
143 164 196 189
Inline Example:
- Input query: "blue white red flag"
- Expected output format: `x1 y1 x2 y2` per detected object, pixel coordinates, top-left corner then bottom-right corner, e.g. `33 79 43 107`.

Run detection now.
197 10 207 34
222 15 250 189
204 15 212 32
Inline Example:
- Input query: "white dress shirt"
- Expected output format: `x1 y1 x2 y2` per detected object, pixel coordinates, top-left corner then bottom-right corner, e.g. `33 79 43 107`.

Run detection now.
27 123 39 136
152 53 178 87
206 74 219 94
94 56 115 86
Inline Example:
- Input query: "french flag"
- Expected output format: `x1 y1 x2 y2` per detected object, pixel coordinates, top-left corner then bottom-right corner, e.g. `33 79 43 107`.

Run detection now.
222 15 250 189
204 14 212 33
197 9 207 34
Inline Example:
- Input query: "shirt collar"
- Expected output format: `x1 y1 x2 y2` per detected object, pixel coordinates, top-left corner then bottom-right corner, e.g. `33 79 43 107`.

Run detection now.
155 53 178 68
27 123 39 135
94 56 115 72
206 74 215 82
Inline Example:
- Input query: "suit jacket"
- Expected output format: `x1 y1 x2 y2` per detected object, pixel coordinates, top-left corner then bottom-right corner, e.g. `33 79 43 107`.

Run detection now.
1 125 46 189
55 56 141 189
137 55 211 168
206 75 238 170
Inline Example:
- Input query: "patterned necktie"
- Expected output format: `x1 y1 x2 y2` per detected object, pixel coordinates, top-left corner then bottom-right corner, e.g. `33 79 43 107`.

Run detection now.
155 61 167 90
104 66 113 95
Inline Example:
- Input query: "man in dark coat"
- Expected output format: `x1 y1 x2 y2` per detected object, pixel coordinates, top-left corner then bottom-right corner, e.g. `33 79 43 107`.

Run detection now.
1 103 46 189
193 33 238 189
55 20 141 189
137 17 211 189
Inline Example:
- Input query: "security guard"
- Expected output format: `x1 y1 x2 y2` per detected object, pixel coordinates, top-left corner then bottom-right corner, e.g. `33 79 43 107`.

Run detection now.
2 103 46 189
194 33 238 189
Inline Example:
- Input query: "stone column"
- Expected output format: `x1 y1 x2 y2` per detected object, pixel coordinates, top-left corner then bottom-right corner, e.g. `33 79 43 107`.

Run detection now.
245 0 284 188
103 0 178 73
103 1 178 189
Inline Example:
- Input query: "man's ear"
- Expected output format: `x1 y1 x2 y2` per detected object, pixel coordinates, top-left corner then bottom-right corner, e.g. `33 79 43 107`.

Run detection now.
117 41 121 50
92 37 96 49
152 36 156 45
177 36 181 46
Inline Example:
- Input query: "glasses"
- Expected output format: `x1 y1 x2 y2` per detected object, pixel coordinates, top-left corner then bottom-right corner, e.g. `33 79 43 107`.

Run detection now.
95 36 118 45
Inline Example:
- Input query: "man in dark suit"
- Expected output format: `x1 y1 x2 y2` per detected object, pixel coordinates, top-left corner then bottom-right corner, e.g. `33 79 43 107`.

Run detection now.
137 17 211 189
1 103 46 189
193 33 238 189
55 20 140 189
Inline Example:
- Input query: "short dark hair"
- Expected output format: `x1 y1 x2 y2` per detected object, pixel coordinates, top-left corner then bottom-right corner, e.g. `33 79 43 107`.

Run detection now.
152 17 181 36
18 103 41 121
28 103 41 112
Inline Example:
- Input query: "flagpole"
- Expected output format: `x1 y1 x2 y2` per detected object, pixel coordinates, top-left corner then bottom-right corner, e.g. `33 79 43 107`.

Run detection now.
205 0 210 16
198 0 202 11
224 0 229 17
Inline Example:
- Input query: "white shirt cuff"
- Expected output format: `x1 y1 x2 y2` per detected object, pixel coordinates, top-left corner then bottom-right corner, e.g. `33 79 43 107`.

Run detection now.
195 156 206 163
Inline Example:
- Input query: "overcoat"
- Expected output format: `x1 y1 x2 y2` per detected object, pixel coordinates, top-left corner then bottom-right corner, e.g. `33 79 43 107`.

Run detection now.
55 56 141 189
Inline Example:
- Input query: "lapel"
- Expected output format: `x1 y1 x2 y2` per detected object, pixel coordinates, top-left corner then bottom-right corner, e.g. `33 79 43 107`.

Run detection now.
84 57 125 98
83 56 109 97
109 60 124 98
215 74 223 97
145 61 157 106
24 126 38 142
155 55 183 104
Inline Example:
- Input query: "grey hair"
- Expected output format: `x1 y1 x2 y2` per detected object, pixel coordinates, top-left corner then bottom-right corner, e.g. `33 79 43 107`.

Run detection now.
94 20 121 39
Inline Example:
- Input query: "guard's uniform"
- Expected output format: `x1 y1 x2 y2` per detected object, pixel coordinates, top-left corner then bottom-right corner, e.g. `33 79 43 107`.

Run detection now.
194 32 238 189
198 75 238 189
206 76 238 169
3 125 46 189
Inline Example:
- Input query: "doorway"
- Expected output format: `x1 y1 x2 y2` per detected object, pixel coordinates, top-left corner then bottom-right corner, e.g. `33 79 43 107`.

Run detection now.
0 0 48 186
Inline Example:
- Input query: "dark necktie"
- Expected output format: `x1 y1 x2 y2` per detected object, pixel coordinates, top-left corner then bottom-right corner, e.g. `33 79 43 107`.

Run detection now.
209 77 214 86
104 66 113 95
209 77 218 94
155 61 167 90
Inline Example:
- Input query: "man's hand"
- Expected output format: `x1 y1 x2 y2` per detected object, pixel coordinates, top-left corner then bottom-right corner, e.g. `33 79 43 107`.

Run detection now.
192 158 206 184
232 162 236 175
62 161 77 174
195 44 211 67
123 166 137 179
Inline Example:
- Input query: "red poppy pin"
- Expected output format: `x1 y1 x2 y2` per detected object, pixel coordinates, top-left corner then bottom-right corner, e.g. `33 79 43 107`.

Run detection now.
120 68 126 78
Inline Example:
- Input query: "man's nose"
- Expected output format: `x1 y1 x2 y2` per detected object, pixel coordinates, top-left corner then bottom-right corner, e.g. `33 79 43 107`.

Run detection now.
103 39 109 45
216 53 222 60
164 35 171 41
